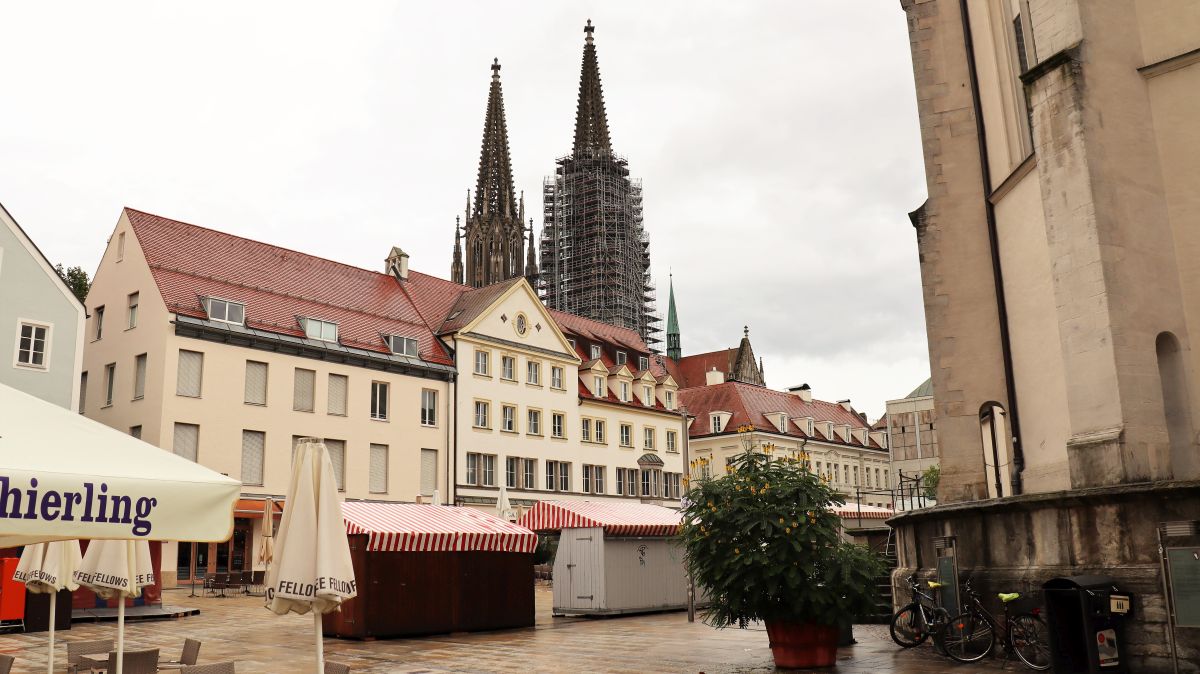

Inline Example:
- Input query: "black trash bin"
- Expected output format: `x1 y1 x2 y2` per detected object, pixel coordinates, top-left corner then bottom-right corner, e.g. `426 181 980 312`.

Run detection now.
1042 575 1132 673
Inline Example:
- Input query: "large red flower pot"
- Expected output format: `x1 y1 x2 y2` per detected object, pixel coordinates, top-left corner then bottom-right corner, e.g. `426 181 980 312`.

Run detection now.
764 620 840 669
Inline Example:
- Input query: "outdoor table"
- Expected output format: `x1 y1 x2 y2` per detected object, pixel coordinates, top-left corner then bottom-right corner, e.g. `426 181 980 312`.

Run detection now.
76 651 165 672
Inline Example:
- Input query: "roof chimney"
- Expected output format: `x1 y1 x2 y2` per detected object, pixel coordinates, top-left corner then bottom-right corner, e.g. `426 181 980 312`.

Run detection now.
788 383 812 403
705 368 725 386
837 399 853 412
386 246 409 281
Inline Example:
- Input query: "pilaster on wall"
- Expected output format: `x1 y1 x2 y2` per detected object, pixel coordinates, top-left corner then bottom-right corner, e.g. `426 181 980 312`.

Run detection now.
902 0 1012 503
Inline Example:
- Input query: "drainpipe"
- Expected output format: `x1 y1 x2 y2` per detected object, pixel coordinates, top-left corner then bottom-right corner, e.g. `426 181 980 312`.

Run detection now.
959 0 1025 495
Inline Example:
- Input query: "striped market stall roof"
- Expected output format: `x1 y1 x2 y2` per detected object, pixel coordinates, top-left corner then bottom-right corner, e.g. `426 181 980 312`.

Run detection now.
341 502 537 553
834 503 895 520
518 500 682 537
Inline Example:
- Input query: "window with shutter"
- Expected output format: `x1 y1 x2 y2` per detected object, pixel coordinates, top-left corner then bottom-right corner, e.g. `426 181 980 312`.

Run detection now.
293 369 315 412
327 374 348 415
241 430 265 486
173 423 199 462
176 350 204 397
244 361 268 405
420 448 437 496
133 354 147 400
324 439 346 491
369 444 388 493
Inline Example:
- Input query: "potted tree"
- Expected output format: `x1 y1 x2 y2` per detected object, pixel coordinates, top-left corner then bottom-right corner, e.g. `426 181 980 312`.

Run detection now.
681 433 885 669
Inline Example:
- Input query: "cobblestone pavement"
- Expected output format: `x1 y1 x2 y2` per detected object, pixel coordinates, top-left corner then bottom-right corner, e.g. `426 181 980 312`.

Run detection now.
0 588 1023 673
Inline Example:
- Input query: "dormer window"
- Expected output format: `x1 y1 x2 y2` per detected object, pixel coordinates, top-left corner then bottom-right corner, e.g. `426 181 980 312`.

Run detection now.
206 298 245 325
711 415 724 433
638 356 649 371
590 344 602 360
778 415 788 432
665 390 675 410
616 351 627 365
643 385 653 407
303 318 338 342
594 376 606 398
620 381 630 402
388 335 419 357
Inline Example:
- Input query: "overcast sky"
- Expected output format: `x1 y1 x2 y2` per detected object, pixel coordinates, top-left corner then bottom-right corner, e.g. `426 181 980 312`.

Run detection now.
0 1 929 417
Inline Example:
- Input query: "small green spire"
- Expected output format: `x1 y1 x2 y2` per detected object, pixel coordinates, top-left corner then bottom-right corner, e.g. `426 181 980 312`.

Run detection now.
667 273 681 361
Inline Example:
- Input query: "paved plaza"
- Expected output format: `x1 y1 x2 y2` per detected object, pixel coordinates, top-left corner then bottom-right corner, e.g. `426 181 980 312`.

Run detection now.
0 588 1018 673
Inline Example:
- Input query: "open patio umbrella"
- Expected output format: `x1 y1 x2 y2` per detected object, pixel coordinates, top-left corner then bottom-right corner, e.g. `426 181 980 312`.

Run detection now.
14 540 82 674
74 539 155 674
0 383 240 547
266 439 356 674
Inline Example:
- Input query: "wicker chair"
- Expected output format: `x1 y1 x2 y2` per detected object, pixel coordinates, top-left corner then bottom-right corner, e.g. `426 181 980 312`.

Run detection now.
0 654 14 674
67 639 114 674
324 662 350 674
159 638 202 669
180 663 235 674
105 648 159 674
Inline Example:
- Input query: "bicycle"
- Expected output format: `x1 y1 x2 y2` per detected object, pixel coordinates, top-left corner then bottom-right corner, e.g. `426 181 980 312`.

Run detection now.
889 573 951 650
941 577 1052 670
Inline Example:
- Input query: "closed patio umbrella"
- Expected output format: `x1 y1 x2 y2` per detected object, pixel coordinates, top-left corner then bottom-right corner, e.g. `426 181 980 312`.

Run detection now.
258 498 274 574
14 540 82 674
74 539 155 674
266 439 356 673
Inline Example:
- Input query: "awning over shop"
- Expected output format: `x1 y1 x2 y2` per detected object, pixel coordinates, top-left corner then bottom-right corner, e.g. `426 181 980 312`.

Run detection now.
834 503 895 520
518 500 682 537
235 498 284 518
341 502 537 553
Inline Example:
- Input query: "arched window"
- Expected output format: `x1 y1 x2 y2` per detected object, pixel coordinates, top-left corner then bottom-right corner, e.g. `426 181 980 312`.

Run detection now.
979 402 1013 499
1157 331 1196 478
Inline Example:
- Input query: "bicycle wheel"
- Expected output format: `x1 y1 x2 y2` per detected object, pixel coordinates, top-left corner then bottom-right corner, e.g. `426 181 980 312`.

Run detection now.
927 606 951 656
890 604 929 647
1010 613 1052 670
942 609 995 663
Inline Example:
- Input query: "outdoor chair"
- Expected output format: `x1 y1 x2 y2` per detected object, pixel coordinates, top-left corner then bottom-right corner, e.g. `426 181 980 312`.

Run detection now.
209 572 229 598
67 639 114 674
235 570 252 593
0 654 14 674
324 662 350 674
180 663 235 674
158 638 201 669
103 648 159 674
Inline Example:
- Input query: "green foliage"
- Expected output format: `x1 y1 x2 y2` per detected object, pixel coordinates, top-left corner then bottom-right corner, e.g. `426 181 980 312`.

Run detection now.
922 465 940 500
681 448 886 629
55 264 90 303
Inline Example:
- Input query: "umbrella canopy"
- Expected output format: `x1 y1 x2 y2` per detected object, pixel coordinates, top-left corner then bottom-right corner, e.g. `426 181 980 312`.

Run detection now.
74 539 155 674
0 383 241 547
15 541 83 674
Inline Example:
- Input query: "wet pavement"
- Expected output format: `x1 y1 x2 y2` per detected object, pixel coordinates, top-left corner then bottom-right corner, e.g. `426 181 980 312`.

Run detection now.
0 588 1021 672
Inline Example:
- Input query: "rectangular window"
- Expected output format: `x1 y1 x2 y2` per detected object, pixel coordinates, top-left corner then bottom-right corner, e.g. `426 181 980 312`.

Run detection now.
94 306 104 340
173 422 199 462
834 465 841 483
294 368 316 412
78 372 87 414
244 361 268 405
616 468 626 496
526 361 540 385
644 428 654 450
594 466 605 495
667 430 677 453
594 376 606 398
370 444 389 493
176 350 204 397
241 430 265 486
711 415 723 433
117 231 125 260
133 353 147 400
581 418 591 442
627 469 637 496
325 439 346 491
474 401 490 428
639 356 649 371
620 382 629 402
129 425 142 439
884 470 889 488
523 459 536 489
552 413 564 438
327 373 348 415
127 292 139 329
527 409 541 435
641 469 651 497
483 454 496 487
104 363 116 406
595 420 606 444
421 389 438 426
501 355 515 380
206 298 245 325
582 465 593 493
559 462 570 492
474 350 489 375
420 448 437 496
590 345 601 360
643 385 653 406
545 461 556 491
388 335 419 357
551 366 564 389
303 318 338 342
616 351 627 365
502 405 516 432
853 466 859 486
665 390 674 410
506 457 518 488
370 381 389 420
620 424 632 447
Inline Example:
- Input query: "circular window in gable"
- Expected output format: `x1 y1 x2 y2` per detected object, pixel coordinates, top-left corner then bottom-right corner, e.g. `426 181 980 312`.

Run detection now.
515 313 529 337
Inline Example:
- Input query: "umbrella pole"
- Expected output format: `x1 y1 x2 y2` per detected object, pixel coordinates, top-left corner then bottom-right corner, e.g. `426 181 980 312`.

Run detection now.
116 600 125 674
47 592 55 674
314 611 324 673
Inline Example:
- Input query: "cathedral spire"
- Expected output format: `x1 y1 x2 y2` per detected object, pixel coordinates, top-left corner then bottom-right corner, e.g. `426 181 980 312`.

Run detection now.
573 19 613 158
525 219 539 282
451 217 464 285
475 58 519 221
667 273 681 361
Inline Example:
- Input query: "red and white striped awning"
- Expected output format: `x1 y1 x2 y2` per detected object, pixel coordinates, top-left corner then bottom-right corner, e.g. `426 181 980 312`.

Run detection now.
342 502 537 553
834 503 895 520
518 500 682 537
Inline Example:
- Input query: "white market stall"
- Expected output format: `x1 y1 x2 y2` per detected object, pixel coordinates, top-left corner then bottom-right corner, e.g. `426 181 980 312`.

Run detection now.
518 500 685 617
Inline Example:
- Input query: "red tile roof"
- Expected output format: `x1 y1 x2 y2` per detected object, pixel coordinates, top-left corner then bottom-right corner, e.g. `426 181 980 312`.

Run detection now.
679 381 881 450
127 208 455 365
670 348 736 389
438 278 524 334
